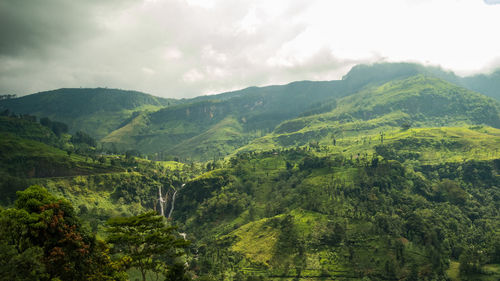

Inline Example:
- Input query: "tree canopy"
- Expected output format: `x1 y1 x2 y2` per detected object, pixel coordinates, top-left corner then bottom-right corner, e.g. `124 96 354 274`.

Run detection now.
106 211 190 281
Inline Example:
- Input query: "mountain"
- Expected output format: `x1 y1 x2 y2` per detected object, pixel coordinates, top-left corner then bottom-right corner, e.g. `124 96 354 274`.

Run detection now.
2 63 498 161
165 75 500 279
102 72 500 161
99 63 443 160
101 80 351 160
462 69 500 101
0 88 178 139
1 63 500 280
0 115 121 204
172 126 500 280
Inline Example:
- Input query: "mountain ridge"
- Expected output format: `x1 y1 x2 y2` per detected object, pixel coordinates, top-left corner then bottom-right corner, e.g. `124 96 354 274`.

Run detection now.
102 74 500 161
2 62 499 161
0 87 180 139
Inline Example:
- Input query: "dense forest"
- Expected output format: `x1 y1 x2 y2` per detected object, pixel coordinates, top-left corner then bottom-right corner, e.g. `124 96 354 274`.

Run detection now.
0 63 499 280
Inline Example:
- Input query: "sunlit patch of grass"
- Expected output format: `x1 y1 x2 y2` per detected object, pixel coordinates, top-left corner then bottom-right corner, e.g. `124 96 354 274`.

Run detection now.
229 216 281 266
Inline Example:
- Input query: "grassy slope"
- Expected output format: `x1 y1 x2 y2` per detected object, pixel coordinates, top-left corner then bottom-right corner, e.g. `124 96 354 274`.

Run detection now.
1 65 500 280
100 64 500 161
176 137 499 279
169 76 500 279
100 78 369 160
238 75 500 155
0 116 192 237
0 116 60 145
0 88 178 139
0 132 120 203
164 116 252 161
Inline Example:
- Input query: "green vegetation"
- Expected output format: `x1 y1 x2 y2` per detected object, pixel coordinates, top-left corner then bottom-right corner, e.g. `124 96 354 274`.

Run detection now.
106 211 190 281
2 63 499 162
0 88 178 139
0 185 126 281
1 62 500 280
175 147 499 280
0 186 190 281
99 74 500 162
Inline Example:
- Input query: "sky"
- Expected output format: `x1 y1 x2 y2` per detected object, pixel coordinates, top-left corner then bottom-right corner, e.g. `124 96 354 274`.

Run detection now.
1 0 500 98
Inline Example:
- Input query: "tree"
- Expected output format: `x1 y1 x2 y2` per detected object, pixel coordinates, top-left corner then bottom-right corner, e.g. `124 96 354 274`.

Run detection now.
0 207 48 281
39 117 51 128
13 185 93 280
0 185 123 281
106 211 190 281
321 221 345 246
164 262 192 281
400 121 411 130
71 131 97 147
50 121 68 136
459 246 483 275
38 117 68 136
125 149 141 159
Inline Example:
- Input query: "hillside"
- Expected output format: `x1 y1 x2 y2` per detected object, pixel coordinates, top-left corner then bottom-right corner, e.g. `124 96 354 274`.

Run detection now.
0 113 201 249
2 110 499 280
0 115 116 203
462 69 500 101
337 62 500 102
172 134 500 280
0 88 178 139
101 64 500 161
237 75 500 154
2 63 498 162
160 75 500 280
1 63 500 280
102 80 350 160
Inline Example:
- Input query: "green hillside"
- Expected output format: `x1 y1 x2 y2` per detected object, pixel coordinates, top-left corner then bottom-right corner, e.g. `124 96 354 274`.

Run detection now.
1 63 500 280
462 69 500 101
3 62 498 162
0 113 204 263
102 81 351 160
335 62 500 102
0 88 178 139
238 75 500 154
173 142 500 280
101 65 500 161
156 74 500 280
102 63 439 160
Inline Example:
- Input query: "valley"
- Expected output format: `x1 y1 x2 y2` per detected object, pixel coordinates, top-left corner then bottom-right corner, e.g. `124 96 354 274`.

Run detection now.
1 62 499 280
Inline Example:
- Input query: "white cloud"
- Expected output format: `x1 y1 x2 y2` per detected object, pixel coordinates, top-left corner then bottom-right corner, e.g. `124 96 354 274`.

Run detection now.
236 7 262 35
183 69 204 82
1 0 500 97
185 0 215 9
484 0 500 5
163 47 183 60
142 67 156 75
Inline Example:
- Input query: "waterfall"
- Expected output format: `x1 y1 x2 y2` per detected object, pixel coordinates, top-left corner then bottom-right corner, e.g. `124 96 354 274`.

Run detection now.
158 185 166 217
168 183 185 219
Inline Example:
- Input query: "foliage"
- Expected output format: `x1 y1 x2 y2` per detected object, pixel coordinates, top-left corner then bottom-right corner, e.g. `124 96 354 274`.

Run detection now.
0 185 124 281
1 63 500 280
0 88 177 139
171 146 499 280
106 211 190 281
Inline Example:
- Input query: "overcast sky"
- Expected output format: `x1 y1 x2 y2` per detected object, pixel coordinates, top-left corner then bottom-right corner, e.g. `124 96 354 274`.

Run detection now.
1 0 499 98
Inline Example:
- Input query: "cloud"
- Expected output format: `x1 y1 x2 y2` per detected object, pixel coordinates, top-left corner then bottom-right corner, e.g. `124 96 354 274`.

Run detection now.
1 0 500 98
0 0 134 57
484 0 500 5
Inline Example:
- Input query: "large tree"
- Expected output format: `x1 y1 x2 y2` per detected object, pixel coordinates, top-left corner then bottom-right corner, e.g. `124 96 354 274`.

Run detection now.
0 185 124 281
106 211 190 281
